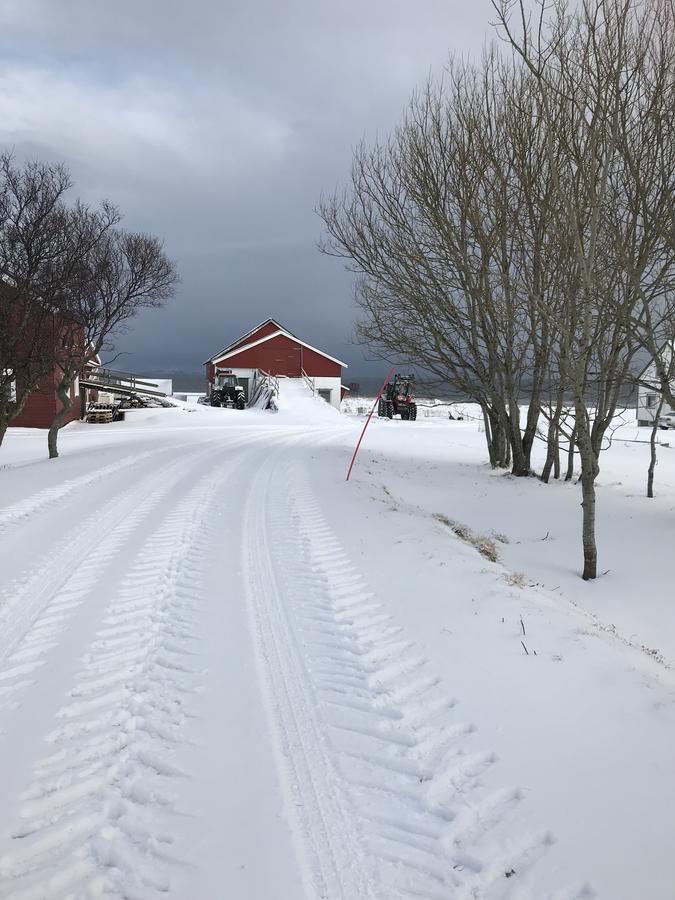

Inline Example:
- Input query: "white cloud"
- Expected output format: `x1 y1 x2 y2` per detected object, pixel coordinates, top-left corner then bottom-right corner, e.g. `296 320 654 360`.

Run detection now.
0 63 293 183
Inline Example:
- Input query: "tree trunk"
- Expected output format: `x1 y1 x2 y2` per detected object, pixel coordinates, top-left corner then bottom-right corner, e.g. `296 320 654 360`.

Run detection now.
510 444 528 475
502 432 511 469
541 407 561 483
647 399 664 498
483 405 510 469
507 398 530 476
0 415 8 449
481 405 497 467
579 465 597 580
565 426 576 481
553 430 561 479
509 427 530 475
521 399 542 474
541 449 554 484
48 377 74 460
575 411 599 580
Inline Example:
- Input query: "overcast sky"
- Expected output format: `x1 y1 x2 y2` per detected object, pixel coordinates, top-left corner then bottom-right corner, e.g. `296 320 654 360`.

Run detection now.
0 0 495 376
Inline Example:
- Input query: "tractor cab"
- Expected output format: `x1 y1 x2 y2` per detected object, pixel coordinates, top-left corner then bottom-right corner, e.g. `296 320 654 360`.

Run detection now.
378 373 418 421
392 375 414 403
211 369 246 409
215 372 238 390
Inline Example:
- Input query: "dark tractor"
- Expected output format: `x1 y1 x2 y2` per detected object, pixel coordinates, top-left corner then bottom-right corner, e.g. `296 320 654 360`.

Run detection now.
210 370 246 409
377 373 417 420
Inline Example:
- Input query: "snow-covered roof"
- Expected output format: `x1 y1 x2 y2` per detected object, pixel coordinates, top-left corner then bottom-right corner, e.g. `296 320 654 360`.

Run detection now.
210 328 348 369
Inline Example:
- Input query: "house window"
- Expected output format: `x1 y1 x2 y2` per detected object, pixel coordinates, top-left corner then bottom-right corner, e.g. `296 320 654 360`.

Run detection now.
646 394 658 408
2 369 16 403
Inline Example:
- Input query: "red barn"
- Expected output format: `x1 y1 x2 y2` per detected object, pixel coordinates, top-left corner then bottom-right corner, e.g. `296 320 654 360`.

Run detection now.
204 318 348 408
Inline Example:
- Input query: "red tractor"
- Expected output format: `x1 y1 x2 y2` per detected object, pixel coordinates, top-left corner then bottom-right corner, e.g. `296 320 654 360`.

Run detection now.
377 373 417 420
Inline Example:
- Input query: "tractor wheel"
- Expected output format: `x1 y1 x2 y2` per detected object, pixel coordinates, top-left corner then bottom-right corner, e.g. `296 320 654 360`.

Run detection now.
236 397 246 410
386 401 394 419
401 407 409 421
378 398 385 417
409 404 417 421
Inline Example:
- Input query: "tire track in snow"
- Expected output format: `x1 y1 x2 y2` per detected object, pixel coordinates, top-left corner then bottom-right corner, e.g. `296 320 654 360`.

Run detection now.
243 455 374 900
0 429 275 673
0 447 211 726
0 449 162 538
0 454 239 900
245 457 592 900
0 441 217 674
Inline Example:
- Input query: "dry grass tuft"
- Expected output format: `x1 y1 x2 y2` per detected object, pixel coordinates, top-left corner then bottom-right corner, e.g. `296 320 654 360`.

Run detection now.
433 513 500 563
503 570 527 589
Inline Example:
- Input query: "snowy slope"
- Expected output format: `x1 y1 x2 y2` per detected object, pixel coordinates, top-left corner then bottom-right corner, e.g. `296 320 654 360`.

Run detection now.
0 395 673 898
275 376 345 422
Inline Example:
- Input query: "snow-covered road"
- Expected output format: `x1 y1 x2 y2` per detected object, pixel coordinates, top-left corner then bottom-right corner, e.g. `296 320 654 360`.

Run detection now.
1 383 675 899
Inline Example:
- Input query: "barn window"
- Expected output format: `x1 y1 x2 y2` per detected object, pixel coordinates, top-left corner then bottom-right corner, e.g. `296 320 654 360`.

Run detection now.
2 369 16 403
318 389 332 404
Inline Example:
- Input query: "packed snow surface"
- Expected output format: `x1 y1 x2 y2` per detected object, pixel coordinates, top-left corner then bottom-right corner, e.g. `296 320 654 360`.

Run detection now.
0 378 674 899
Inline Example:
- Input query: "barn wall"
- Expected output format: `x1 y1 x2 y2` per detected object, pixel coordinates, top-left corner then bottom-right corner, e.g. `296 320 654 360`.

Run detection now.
214 336 342 378
218 334 303 376
299 345 342 378
226 321 280 355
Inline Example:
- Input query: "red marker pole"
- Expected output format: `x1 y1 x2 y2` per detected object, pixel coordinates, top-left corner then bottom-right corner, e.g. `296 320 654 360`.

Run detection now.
346 366 395 482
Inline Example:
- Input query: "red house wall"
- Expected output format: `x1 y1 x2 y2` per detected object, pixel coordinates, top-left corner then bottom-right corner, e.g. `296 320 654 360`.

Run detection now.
215 333 341 378
11 371 82 429
7 302 87 429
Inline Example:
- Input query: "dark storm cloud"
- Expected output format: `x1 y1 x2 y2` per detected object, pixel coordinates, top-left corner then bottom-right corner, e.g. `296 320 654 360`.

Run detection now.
0 0 492 376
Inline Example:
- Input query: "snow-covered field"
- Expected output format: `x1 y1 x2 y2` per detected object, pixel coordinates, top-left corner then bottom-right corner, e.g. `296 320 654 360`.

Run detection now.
0 379 674 899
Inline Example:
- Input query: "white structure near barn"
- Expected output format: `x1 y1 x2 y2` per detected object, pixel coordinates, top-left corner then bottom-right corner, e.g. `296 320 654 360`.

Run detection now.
636 345 675 426
143 378 173 396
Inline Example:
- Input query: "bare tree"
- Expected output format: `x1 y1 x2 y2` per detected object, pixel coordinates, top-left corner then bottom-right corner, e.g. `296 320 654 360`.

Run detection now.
0 155 122 448
47 229 177 458
494 0 675 578
0 156 74 445
320 55 566 475
320 0 675 580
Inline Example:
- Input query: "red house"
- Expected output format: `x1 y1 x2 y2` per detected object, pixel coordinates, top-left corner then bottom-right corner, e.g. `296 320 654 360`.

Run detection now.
10 368 85 429
3 287 96 430
204 318 348 408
